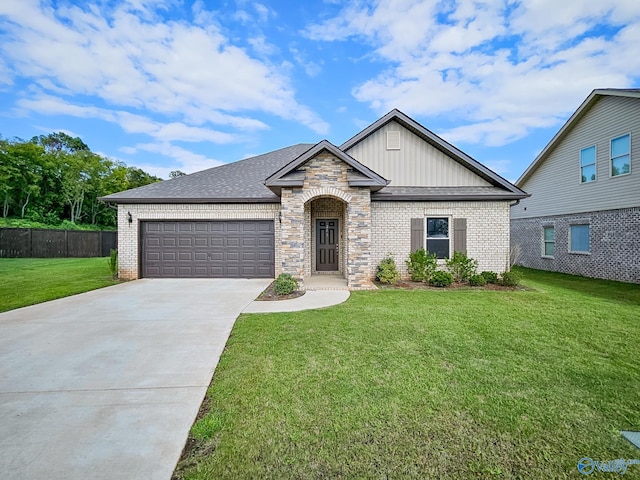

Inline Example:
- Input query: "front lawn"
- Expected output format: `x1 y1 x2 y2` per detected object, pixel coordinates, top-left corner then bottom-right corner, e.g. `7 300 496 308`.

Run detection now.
175 268 640 479
0 257 118 312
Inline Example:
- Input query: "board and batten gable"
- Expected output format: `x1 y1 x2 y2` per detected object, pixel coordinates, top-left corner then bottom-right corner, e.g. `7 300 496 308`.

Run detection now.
512 95 640 219
345 120 492 187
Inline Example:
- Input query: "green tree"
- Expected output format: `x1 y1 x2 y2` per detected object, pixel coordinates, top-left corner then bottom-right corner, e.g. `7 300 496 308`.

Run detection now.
0 140 45 218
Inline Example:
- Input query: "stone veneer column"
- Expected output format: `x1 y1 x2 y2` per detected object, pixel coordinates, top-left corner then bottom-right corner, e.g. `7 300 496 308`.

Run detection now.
345 189 372 289
279 188 306 284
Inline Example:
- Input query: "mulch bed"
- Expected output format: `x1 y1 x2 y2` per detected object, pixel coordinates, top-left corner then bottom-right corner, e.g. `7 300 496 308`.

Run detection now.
379 280 524 291
255 280 306 301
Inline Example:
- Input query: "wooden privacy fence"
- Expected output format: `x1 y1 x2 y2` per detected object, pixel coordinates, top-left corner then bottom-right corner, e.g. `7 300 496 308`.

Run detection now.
0 228 117 258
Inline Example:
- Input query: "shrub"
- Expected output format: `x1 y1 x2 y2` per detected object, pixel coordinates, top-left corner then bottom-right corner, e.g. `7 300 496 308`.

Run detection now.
405 248 437 282
445 251 478 282
107 249 118 279
480 271 499 284
468 274 487 287
274 273 299 295
501 271 521 287
430 270 454 288
376 255 400 285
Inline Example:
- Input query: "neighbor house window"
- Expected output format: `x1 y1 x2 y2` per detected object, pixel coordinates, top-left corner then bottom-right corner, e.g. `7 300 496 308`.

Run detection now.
611 134 630 177
570 224 590 253
426 217 449 259
580 146 596 183
543 226 555 257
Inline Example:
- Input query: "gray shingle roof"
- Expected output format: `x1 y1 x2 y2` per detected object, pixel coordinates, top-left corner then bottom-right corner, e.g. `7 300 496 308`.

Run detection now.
264 140 389 194
372 186 526 201
100 144 314 203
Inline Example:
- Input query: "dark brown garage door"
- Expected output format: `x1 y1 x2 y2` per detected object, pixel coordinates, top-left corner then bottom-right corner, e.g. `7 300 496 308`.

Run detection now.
141 221 274 278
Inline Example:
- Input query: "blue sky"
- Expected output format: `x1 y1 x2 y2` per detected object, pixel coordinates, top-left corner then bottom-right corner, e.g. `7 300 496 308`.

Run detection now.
1 0 639 182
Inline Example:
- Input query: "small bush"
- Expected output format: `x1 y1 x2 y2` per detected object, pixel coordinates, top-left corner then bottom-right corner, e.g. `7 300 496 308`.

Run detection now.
430 270 454 288
107 249 118 279
480 271 499 284
405 248 437 282
274 273 299 295
501 271 521 287
468 274 487 287
376 255 400 285
445 251 478 282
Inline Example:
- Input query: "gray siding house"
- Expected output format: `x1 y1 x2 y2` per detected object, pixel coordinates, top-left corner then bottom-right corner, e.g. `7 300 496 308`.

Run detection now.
511 89 640 283
103 110 527 289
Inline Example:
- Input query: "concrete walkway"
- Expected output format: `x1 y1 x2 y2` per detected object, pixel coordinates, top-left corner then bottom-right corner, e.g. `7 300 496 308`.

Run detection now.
243 289 350 313
0 278 270 480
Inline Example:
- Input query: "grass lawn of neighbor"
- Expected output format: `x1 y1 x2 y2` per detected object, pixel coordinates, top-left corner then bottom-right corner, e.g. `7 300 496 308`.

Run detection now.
175 267 640 479
0 257 118 313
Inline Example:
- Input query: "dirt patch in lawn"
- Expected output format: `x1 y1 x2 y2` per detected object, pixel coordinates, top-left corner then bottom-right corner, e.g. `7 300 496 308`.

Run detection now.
255 280 306 301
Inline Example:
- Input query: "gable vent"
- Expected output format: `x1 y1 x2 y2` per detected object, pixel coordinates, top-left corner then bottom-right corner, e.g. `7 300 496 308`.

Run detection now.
387 130 401 150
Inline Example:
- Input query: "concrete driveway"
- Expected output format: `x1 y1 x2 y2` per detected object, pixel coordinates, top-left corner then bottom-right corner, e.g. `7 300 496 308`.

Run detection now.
0 278 271 480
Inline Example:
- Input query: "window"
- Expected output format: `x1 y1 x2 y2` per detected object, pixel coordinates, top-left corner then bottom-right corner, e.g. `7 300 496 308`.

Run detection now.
611 134 630 177
570 224 590 253
426 217 449 259
543 226 555 257
580 146 596 183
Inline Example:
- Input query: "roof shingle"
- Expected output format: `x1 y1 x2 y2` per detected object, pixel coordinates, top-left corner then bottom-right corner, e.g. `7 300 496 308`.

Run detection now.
101 144 313 203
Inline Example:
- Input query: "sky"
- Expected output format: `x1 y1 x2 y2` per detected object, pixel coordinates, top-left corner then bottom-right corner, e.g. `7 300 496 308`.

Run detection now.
1 0 639 183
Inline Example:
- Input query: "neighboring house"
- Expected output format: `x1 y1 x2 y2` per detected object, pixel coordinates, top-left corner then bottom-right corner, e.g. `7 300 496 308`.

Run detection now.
101 110 527 289
511 89 640 283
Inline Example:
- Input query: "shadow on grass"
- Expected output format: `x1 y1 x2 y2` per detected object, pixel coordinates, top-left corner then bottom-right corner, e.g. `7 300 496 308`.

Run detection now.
514 266 640 306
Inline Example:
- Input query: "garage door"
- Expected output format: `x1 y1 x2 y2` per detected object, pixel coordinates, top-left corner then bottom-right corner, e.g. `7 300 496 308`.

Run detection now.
141 221 274 278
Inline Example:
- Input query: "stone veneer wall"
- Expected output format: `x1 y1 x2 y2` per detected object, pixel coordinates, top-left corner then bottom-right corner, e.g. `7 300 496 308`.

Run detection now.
280 154 373 289
511 207 640 283
116 203 280 280
371 201 511 279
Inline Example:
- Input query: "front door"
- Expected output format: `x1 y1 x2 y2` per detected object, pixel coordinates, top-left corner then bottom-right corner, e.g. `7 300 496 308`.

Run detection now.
316 219 339 271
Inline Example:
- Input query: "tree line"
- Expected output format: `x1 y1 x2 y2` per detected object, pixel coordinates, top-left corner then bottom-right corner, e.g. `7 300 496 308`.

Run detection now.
0 132 162 228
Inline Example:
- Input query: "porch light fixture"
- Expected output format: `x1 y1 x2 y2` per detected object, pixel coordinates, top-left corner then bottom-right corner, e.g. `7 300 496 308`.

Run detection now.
279 211 282 224
127 211 133 224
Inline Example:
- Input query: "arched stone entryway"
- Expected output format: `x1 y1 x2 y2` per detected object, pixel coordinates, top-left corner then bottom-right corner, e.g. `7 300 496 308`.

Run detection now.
278 154 374 289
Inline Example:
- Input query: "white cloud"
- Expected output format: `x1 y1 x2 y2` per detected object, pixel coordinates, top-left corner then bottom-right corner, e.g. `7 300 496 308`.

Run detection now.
16 93 240 144
305 0 640 145
133 142 225 176
0 0 328 137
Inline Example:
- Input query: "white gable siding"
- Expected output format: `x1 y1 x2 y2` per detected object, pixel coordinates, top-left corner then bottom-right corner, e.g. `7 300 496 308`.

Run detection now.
345 121 491 187
512 96 640 219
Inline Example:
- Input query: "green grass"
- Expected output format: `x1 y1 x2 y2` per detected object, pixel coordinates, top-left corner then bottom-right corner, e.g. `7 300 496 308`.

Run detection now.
175 267 640 479
0 257 118 312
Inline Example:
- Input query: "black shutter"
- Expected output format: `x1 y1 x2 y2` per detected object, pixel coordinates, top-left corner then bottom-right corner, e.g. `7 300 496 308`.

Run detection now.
453 218 467 254
411 218 424 252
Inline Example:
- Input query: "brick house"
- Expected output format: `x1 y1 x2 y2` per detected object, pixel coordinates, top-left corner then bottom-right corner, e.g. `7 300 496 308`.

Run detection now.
511 89 640 283
102 110 527 289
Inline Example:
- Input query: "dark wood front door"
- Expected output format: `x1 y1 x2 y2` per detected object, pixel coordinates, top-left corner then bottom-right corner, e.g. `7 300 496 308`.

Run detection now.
316 219 339 271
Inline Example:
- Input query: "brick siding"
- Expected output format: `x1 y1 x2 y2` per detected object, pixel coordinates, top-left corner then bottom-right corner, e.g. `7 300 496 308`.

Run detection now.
371 201 512 278
511 207 640 283
116 203 280 280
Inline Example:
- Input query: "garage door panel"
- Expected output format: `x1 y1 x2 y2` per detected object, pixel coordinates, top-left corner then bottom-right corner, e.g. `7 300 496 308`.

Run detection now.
226 237 241 248
142 220 274 278
162 237 177 247
194 237 208 247
178 237 194 247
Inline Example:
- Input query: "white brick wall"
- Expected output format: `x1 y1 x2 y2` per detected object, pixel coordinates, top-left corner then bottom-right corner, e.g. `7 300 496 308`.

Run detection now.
117 200 511 283
117 203 280 279
371 201 511 278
